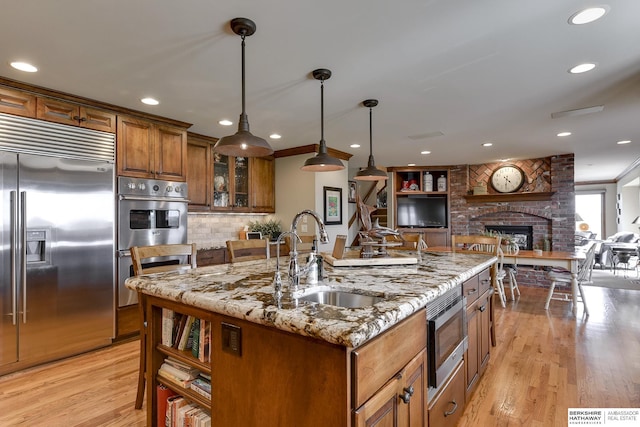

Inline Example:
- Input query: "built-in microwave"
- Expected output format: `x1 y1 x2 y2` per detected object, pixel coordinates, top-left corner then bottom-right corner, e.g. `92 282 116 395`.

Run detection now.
427 287 467 401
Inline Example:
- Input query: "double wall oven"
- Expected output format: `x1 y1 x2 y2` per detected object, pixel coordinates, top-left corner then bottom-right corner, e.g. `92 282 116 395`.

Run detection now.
117 177 188 307
426 286 467 401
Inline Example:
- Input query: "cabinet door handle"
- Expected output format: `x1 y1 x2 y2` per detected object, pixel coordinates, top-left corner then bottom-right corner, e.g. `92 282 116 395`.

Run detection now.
399 386 414 404
444 399 458 416
478 304 487 312
73 115 81 121
467 288 477 294
79 116 87 122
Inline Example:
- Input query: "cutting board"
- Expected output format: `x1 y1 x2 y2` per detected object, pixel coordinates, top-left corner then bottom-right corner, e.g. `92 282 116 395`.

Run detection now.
321 251 418 267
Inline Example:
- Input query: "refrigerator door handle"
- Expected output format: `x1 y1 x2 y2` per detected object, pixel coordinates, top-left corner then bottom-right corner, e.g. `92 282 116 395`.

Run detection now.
10 191 18 325
20 191 27 324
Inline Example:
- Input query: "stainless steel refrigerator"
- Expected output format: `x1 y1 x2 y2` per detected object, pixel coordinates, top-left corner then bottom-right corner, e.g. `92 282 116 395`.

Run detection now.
0 113 115 373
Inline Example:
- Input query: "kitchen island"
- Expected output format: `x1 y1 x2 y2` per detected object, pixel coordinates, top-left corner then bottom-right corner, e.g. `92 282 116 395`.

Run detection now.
126 250 496 427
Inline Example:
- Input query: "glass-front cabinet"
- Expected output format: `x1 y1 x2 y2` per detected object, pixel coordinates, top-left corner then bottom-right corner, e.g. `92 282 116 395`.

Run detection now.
212 153 250 211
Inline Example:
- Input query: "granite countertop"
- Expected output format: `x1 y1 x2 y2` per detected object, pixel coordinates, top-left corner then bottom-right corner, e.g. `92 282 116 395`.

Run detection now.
126 250 495 348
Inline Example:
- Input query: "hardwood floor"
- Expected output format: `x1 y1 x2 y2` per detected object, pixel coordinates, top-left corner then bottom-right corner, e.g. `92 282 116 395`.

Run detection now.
459 285 640 427
0 339 146 427
0 285 638 426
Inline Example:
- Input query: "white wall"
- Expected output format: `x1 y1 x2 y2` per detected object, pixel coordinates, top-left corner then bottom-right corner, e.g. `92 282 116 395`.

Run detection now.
275 154 349 252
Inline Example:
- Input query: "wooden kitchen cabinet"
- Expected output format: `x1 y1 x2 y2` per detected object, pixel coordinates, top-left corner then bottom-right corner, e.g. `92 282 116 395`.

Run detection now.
250 155 275 213
464 267 492 400
428 360 465 427
36 97 116 132
117 115 187 181
187 130 275 213
354 349 426 427
0 86 36 117
186 134 214 210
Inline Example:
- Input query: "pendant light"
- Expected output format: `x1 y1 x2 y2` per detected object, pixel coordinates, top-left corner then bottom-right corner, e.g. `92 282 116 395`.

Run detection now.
354 99 388 181
301 68 345 172
214 18 273 157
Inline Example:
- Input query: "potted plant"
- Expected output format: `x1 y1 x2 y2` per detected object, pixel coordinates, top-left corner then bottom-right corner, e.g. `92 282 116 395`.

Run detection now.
248 219 283 241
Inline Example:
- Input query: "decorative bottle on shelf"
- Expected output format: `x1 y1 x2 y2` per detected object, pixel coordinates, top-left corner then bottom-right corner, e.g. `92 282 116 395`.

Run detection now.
437 174 447 191
423 172 433 192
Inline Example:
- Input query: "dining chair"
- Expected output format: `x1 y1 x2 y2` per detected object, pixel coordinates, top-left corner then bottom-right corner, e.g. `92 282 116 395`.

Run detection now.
226 238 269 263
129 243 198 410
394 232 428 251
545 242 596 316
451 236 503 296
283 234 315 255
451 234 501 346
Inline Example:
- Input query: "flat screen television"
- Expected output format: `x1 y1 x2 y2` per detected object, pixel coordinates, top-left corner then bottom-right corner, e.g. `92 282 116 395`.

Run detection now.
397 195 448 228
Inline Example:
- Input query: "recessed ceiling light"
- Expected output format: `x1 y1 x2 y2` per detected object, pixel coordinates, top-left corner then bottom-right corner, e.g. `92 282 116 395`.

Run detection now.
557 132 572 137
407 163 416 166
350 144 360 148
499 158 510 162
420 150 431 155
219 119 233 126
482 142 493 147
617 140 631 145
269 134 281 140
569 63 596 74
10 61 38 72
569 7 608 25
140 97 159 105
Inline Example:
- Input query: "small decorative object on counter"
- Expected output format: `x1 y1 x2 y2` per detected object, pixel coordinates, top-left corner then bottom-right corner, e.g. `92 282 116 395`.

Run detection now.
423 171 433 192
437 174 447 191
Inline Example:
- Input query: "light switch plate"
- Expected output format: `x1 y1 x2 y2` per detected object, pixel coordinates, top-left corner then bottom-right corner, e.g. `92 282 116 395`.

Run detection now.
222 322 242 356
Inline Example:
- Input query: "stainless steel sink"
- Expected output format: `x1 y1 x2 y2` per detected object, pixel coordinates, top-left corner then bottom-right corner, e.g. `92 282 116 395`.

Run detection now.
298 290 384 308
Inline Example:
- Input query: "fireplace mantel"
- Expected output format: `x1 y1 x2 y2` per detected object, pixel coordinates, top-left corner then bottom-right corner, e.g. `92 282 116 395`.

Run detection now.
464 192 555 203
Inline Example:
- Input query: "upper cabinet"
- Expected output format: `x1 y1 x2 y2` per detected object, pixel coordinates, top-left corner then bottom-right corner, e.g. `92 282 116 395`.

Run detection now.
0 86 36 117
0 87 115 133
186 133 275 213
250 156 275 213
117 115 187 181
186 134 213 210
36 98 116 133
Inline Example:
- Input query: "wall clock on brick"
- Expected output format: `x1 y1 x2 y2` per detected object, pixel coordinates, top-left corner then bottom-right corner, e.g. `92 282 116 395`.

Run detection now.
490 164 525 193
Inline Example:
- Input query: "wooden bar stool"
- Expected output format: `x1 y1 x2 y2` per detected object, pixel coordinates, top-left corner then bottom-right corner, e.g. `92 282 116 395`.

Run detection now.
130 243 197 410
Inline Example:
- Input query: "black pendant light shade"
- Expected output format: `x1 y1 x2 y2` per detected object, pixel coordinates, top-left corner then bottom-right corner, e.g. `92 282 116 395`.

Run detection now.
354 99 388 181
214 18 273 157
301 69 345 172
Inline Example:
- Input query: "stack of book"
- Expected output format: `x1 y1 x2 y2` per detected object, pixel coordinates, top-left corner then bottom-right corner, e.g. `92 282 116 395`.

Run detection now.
166 395 211 427
190 373 211 400
162 309 211 363
158 357 201 388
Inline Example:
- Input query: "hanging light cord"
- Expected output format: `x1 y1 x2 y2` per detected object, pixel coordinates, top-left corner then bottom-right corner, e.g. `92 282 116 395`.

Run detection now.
369 106 373 156
240 34 247 118
320 77 325 143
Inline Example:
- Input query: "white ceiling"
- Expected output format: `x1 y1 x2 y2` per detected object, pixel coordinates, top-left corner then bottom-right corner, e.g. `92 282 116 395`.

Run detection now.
2 0 639 182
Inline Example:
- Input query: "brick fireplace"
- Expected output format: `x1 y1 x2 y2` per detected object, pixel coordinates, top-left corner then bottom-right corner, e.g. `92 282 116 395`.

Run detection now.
448 154 575 287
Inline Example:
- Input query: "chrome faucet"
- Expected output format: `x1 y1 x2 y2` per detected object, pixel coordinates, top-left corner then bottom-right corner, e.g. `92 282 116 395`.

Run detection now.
272 231 299 300
288 209 330 292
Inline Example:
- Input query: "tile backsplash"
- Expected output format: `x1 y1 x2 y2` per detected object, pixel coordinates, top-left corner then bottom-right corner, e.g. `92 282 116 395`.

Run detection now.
188 213 269 249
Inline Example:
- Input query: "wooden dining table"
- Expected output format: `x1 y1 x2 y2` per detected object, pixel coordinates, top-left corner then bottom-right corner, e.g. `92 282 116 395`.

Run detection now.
427 248 586 316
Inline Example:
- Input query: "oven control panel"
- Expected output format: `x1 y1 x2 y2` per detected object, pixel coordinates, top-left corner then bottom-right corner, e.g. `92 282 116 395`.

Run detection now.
117 177 188 199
